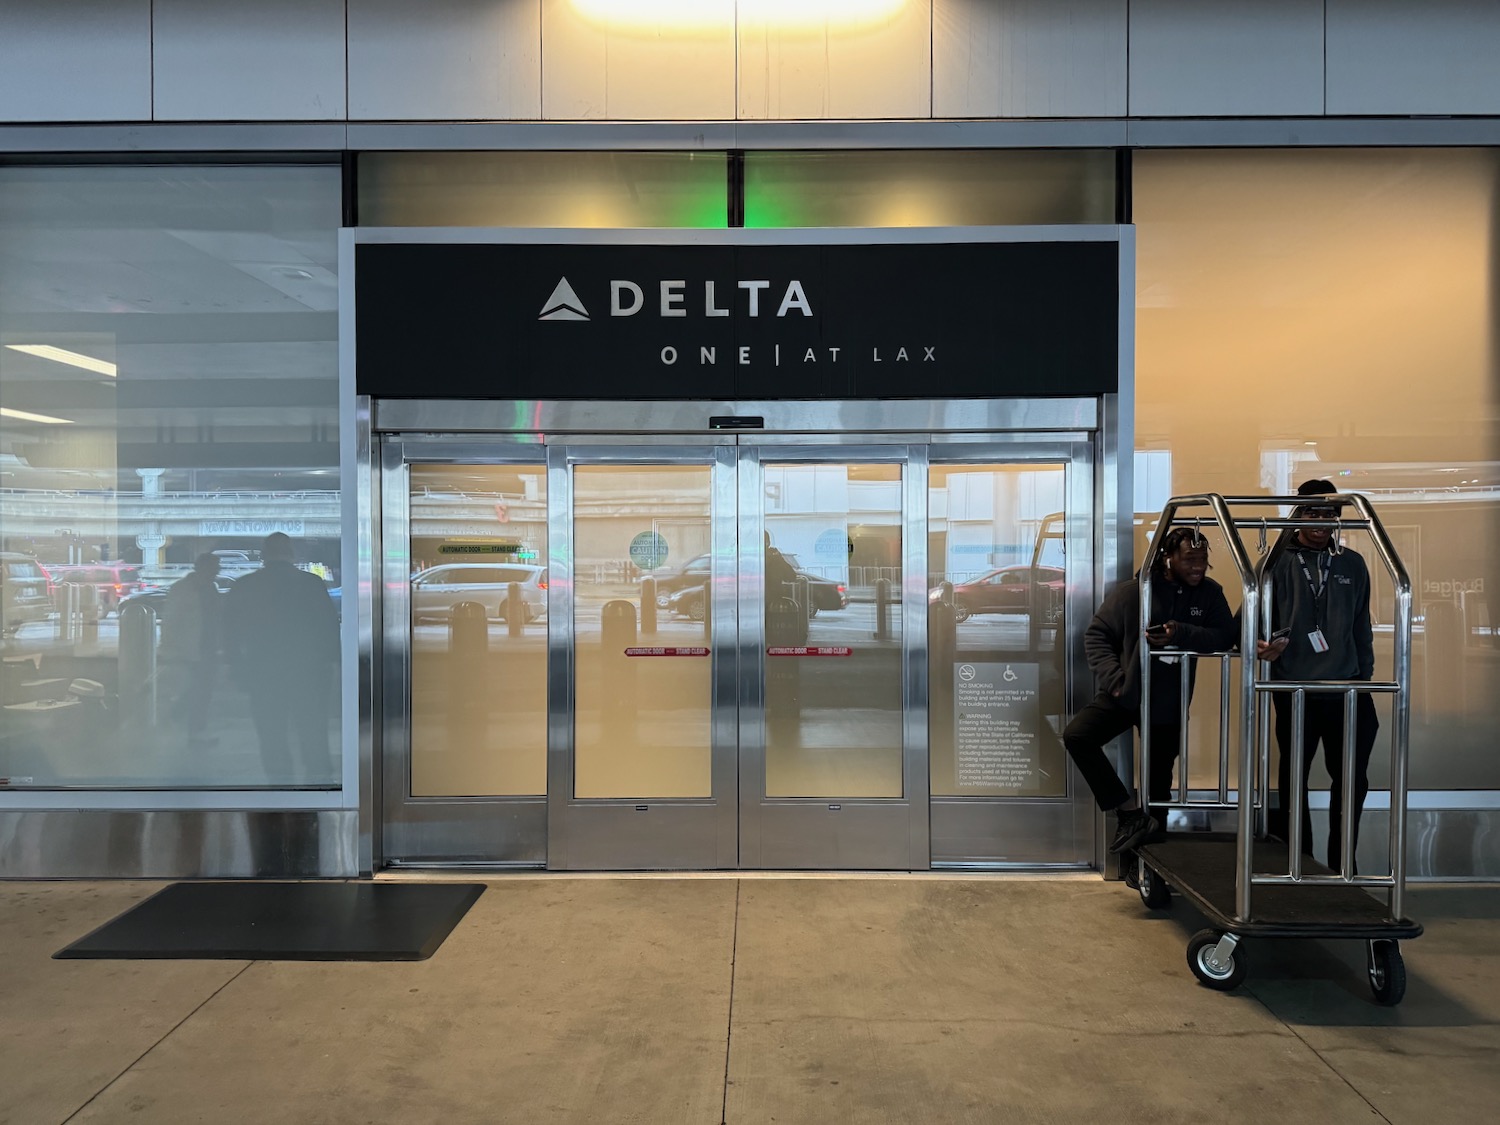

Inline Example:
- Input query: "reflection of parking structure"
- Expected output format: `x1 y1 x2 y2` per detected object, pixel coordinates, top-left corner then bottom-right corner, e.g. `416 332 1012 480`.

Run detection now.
934 566 1065 623
411 563 548 623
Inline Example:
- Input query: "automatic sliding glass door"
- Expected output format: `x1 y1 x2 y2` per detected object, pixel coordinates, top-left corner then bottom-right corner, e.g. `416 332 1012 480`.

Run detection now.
737 446 928 869
546 446 739 870
379 431 1098 872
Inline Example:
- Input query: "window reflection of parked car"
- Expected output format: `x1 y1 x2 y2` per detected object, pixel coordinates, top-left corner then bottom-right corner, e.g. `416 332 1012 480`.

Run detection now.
411 563 548 623
649 553 713 607
1 553 53 635
933 566 1065 623
118 575 237 618
668 569 847 620
45 562 141 615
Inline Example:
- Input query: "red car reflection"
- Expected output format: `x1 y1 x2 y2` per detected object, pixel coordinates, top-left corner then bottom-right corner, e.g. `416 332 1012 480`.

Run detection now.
936 566 1065 623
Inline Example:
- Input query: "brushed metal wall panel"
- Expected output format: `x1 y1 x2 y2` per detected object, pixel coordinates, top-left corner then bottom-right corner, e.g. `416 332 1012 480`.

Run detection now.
348 0 541 121
1327 0 1500 115
0 0 152 122
1129 0 1324 117
541 0 735 120
933 0 1126 119
738 0 932 120
0 810 357 878
153 0 347 121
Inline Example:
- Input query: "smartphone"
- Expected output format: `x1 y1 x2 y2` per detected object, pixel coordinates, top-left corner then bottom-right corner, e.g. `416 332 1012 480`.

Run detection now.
1145 624 1169 639
1268 626 1292 642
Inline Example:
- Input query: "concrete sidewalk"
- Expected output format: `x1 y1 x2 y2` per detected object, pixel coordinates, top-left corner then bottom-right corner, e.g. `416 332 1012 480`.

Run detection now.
2 876 1496 1125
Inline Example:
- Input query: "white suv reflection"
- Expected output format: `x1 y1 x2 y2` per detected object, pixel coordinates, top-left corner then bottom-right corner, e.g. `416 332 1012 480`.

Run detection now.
411 563 548 624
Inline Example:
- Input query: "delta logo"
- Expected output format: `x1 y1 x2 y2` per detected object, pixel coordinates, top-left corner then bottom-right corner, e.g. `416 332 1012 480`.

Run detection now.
538 276 814 321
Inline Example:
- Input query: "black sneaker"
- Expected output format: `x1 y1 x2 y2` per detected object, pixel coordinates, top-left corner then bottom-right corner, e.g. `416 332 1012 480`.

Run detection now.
1120 850 1140 889
1109 810 1159 854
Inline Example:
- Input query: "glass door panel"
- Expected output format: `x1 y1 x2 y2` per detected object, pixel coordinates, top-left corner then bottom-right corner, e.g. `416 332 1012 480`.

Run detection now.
929 463 1069 798
739 447 925 870
381 448 550 868
548 447 737 872
763 462 905 798
926 452 1096 867
408 463 550 797
572 464 714 799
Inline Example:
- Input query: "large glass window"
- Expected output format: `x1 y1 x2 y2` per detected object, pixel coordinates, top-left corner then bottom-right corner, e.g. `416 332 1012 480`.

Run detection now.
1135 148 1500 791
358 151 728 228
0 164 342 789
744 150 1115 227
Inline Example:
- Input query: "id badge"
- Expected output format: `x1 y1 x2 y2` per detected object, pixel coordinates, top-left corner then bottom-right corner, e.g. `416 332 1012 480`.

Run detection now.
1308 629 1330 653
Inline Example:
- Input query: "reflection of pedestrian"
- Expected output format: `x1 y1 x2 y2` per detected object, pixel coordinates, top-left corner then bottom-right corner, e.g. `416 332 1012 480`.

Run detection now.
161 553 222 748
226 533 339 783
765 533 805 645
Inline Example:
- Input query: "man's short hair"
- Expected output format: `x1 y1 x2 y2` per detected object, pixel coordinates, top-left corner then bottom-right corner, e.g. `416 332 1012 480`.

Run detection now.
1294 478 1340 517
262 532 295 562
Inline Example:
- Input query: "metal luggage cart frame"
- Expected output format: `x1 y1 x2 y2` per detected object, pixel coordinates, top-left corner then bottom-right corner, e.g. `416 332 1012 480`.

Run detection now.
1129 492 1421 1005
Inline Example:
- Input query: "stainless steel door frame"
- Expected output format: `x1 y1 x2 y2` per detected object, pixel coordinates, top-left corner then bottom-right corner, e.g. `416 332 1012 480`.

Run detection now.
371 421 1103 872
378 438 550 866
546 443 738 870
737 443 929 870
927 441 1097 868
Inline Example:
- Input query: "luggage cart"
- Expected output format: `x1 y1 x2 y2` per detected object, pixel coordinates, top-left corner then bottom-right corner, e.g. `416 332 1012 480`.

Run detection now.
1127 493 1421 1005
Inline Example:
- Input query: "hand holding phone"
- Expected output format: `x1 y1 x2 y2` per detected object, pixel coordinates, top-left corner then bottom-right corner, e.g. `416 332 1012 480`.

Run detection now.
1257 627 1291 662
1145 622 1171 645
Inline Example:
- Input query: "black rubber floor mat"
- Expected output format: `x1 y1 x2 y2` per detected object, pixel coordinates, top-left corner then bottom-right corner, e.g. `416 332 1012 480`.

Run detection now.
54 881 485 961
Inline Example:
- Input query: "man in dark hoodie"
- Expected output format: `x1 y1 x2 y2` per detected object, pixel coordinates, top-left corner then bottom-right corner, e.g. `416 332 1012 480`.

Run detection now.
1257 478 1377 870
1064 527 1237 856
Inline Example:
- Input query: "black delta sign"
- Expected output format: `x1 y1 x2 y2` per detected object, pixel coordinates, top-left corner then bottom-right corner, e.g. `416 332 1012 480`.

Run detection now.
355 239 1121 401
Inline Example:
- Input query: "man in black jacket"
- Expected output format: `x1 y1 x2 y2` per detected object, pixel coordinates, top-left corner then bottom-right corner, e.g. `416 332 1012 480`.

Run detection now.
1064 528 1237 855
1258 479 1378 870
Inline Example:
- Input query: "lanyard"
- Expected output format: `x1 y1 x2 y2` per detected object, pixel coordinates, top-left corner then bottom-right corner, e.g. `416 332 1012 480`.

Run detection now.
1295 549 1331 630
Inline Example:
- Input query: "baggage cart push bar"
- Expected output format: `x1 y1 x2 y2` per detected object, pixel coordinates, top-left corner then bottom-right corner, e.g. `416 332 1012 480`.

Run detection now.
1131 493 1419 1004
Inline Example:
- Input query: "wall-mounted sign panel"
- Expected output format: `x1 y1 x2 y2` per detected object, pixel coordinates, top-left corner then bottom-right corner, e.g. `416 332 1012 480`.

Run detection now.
354 236 1121 401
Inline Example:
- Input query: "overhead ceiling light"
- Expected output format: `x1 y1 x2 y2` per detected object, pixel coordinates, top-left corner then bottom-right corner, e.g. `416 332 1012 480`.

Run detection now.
4 344 117 377
572 0 906 32
0 406 74 424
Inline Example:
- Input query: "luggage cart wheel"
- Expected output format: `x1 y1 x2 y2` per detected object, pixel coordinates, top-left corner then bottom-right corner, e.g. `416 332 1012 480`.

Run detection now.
1187 930 1247 991
1138 865 1172 910
1367 939 1407 1006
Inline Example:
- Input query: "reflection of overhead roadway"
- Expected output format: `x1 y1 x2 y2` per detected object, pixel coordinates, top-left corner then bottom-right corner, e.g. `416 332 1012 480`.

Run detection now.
0 487 343 540
0 488 699 542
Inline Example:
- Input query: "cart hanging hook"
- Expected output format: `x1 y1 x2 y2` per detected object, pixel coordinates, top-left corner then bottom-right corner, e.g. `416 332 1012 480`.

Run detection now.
1256 518 1268 556
1330 515 1344 555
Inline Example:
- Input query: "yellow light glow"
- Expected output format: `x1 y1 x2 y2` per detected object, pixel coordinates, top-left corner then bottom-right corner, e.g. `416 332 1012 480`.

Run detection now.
0 406 74 424
4 344 117 377
571 0 907 33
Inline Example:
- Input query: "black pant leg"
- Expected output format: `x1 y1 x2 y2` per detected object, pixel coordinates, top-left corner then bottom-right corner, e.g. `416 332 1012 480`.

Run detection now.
1271 692 1318 856
1324 692 1380 871
1145 724 1181 824
1062 697 1138 811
